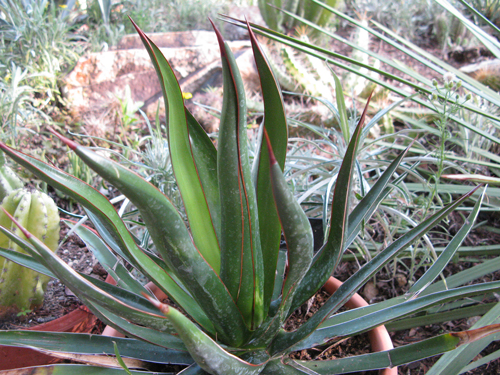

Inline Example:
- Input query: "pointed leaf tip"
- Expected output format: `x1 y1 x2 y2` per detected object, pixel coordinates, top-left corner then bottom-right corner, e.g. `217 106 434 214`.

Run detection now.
210 19 227 58
451 323 500 346
264 129 277 166
142 292 170 315
48 128 78 151
357 90 375 129
246 19 258 44
1 207 31 239
129 16 138 30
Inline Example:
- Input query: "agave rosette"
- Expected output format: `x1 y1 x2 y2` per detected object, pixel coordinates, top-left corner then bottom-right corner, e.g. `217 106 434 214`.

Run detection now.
0 21 499 375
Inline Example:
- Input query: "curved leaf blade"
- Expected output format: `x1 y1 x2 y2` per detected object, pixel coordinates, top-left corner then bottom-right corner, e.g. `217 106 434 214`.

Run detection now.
149 297 268 375
296 280 500 351
248 23 289 316
55 135 248 347
289 324 500 373
409 187 485 295
290 94 372 312
0 331 192 365
214 23 264 330
130 18 220 272
270 186 479 354
266 132 313 321
0 142 212 334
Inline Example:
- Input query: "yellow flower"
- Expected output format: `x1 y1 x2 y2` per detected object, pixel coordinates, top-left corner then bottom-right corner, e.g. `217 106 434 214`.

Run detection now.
182 92 193 100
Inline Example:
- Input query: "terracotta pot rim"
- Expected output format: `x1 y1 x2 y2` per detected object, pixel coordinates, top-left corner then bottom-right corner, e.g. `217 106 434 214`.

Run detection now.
0 305 97 371
322 276 397 375
0 274 112 371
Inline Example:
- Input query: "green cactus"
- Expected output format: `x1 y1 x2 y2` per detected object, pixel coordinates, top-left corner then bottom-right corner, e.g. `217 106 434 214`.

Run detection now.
0 188 60 317
259 0 340 32
343 16 379 99
0 151 23 202
259 32 336 103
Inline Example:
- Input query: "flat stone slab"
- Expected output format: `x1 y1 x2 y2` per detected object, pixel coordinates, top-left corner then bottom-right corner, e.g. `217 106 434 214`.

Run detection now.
63 40 252 120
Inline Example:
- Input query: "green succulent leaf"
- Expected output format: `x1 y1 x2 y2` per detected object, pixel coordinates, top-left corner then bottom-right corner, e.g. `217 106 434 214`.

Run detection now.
296 280 500 351
185 109 221 239
53 134 248 347
290 94 372 312
248 23 288 317
0 331 192 365
65 220 150 297
266 132 313 321
130 18 220 273
86 301 187 351
0 247 55 277
284 324 500 373
149 297 268 375
214 23 264 330
0 143 213 334
271 186 479 354
0 218 177 334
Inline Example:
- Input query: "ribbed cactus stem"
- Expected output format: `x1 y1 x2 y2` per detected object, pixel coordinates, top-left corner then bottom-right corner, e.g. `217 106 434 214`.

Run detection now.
301 34 335 102
281 45 326 98
344 17 378 98
0 188 60 317
0 150 23 202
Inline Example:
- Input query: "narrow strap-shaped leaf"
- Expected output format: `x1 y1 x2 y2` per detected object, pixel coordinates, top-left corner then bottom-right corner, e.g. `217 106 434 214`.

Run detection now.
0 247 55 277
0 222 51 271
0 218 177 334
185 109 221 239
289 95 372 312
287 324 500 374
423 256 500 296
266 132 313 321
426 300 500 375
65 220 150 296
148 297 268 375
385 302 496 332
130 18 220 272
332 71 350 142
0 364 175 374
456 0 500 34
0 331 191 364
214 23 264 330
294 280 500 352
0 243 169 324
345 143 414 247
0 143 212 334
82 299 188 352
270 186 479 354
53 134 248 347
248 23 288 317
409 187 485 295
0 240 188 352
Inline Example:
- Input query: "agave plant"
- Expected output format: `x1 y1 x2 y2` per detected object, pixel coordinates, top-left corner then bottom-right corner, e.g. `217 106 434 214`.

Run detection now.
0 20 500 375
